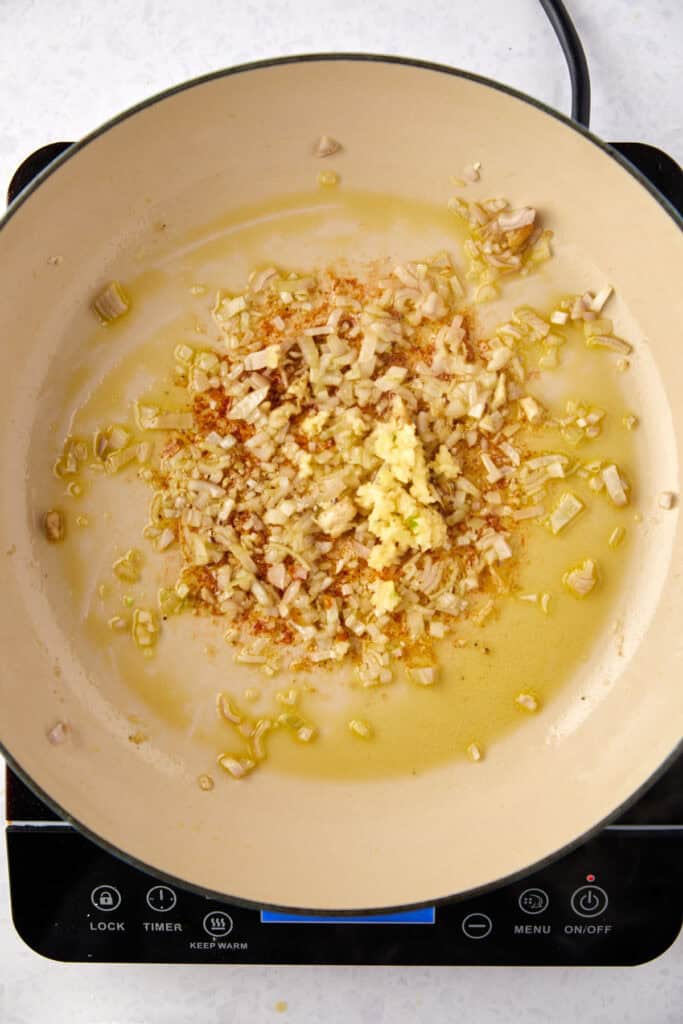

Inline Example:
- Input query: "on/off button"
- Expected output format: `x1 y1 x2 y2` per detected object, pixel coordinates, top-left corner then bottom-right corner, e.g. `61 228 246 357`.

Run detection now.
570 885 609 918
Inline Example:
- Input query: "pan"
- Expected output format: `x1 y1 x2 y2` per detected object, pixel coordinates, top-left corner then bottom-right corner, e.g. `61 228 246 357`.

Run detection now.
1 10 682 914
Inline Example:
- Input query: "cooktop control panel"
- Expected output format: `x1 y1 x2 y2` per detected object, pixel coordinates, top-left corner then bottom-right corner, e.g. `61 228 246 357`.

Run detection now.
6 768 683 965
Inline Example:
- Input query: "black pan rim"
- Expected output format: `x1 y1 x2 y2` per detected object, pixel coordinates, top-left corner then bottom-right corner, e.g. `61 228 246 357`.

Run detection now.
1 52 682 234
1 51 682 918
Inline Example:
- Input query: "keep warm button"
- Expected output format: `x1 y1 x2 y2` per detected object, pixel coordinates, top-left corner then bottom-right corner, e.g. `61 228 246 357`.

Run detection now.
570 885 609 918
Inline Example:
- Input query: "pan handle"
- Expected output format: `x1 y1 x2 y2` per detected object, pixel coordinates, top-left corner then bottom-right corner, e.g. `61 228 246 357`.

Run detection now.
539 0 591 128
6 141 73 206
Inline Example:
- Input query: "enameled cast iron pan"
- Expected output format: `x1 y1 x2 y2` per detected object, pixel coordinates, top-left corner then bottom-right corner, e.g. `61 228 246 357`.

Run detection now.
1 20 681 913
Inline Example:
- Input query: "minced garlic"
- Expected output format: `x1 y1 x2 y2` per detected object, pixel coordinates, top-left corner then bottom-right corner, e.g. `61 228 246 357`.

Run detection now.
132 608 158 649
113 548 143 583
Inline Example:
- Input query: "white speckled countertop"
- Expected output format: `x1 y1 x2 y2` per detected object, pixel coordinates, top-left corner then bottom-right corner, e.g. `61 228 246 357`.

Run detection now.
1 1 681 1021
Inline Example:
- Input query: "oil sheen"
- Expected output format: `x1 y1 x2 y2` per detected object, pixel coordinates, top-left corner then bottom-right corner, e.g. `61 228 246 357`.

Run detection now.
46 189 642 781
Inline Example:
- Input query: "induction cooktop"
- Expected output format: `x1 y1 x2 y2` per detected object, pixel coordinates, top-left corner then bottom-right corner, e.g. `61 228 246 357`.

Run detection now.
5 749 682 965
3 134 683 965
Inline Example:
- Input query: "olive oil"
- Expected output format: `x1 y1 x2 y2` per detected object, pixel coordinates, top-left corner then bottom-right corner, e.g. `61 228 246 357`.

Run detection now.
45 189 642 780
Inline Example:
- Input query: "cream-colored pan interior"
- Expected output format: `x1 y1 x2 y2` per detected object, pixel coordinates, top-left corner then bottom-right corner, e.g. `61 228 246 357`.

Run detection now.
0 58 681 911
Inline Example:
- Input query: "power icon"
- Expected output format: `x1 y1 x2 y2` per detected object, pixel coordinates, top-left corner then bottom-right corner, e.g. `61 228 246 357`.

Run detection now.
571 885 609 918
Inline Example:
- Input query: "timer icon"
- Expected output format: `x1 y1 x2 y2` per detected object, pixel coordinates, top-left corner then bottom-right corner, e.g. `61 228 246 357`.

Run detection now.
146 885 177 913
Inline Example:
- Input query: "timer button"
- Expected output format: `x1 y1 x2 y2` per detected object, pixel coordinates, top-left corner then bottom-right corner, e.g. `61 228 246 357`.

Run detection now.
570 885 609 918
146 885 177 913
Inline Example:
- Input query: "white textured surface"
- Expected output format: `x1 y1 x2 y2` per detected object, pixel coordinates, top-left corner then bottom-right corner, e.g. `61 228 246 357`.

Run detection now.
1 0 682 1021
0 0 682 190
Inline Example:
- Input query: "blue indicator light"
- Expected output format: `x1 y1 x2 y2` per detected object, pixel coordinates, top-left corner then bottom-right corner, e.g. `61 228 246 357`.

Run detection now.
261 907 435 924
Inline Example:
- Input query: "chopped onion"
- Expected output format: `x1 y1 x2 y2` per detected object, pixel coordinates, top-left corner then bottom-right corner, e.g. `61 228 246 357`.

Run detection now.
563 559 598 598
44 508 65 542
590 285 613 313
409 665 438 686
93 281 130 323
548 492 584 535
47 721 69 745
585 334 632 355
228 386 269 421
515 692 538 712
314 135 342 158
602 465 629 507
348 719 373 739
608 526 625 548
217 754 255 779
216 692 242 725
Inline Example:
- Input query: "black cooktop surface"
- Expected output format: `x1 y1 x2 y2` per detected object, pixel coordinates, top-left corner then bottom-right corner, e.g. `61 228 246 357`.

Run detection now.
6 753 683 965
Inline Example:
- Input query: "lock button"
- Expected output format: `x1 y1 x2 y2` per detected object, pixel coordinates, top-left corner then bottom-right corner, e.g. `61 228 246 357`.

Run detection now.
90 885 122 912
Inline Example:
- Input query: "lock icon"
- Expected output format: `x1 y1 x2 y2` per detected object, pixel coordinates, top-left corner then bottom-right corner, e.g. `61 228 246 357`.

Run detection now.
91 885 121 912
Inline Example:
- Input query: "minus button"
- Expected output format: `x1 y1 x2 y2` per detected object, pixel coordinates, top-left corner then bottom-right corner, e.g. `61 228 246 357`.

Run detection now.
461 912 493 939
